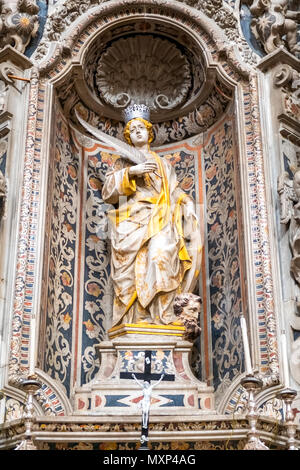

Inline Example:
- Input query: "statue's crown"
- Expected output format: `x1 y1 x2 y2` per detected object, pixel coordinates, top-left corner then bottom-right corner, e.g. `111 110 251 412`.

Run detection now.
123 104 150 124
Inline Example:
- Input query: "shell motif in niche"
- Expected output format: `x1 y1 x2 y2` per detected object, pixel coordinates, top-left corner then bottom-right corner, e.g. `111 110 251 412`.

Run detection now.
95 35 193 111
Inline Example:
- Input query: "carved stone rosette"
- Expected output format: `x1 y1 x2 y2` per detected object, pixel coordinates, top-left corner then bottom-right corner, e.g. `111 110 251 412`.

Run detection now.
0 0 40 54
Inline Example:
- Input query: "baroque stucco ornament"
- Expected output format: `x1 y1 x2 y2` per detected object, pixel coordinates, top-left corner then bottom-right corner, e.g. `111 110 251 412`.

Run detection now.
33 0 257 68
93 35 196 112
78 17 213 124
278 170 300 285
242 0 300 58
0 0 40 53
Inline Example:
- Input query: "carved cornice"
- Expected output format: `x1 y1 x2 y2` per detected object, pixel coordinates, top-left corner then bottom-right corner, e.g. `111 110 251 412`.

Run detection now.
0 44 33 70
258 46 300 73
258 47 300 143
1 415 298 450
0 45 32 138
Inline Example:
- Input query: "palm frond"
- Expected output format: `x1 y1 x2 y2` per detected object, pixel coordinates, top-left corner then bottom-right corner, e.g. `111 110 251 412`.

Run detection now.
76 112 145 165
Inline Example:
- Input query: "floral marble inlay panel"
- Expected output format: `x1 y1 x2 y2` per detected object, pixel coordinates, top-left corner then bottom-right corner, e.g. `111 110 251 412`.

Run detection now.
203 117 245 395
44 106 78 394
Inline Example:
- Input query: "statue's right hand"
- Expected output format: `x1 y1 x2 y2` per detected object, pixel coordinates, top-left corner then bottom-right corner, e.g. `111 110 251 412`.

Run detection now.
128 162 158 176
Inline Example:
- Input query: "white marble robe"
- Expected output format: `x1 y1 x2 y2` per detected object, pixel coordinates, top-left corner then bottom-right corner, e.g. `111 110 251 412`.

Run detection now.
102 151 202 327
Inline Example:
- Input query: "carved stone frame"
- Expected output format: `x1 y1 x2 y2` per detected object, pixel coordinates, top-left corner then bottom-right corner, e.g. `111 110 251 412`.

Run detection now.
1 0 284 431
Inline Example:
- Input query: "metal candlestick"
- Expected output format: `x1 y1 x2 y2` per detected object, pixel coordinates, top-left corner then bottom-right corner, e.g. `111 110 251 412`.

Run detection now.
278 388 298 450
15 375 41 450
241 375 269 450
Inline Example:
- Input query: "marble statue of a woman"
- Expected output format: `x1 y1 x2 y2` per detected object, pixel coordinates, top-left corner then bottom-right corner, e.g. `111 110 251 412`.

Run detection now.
77 104 202 327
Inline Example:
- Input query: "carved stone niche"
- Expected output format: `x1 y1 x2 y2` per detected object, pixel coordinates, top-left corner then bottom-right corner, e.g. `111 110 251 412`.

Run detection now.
86 34 202 116
57 18 223 125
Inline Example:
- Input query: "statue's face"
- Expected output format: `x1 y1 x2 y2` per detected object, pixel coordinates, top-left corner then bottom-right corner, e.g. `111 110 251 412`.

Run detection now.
182 296 201 319
129 119 149 148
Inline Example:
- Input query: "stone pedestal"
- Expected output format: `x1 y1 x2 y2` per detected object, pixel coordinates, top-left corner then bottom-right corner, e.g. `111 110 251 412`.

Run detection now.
74 323 214 416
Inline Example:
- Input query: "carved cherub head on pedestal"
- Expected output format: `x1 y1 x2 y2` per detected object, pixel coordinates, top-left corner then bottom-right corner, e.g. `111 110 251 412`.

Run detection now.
173 293 202 341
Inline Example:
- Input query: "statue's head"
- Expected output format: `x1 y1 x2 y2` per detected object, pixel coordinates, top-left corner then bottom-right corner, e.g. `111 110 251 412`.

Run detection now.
174 293 202 341
123 104 154 146
174 293 202 320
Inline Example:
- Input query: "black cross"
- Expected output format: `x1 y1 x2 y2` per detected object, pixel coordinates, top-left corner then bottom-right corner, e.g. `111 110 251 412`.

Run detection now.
120 350 175 449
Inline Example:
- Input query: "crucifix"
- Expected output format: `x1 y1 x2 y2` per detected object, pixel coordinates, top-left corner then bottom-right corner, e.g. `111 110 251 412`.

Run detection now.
120 350 175 449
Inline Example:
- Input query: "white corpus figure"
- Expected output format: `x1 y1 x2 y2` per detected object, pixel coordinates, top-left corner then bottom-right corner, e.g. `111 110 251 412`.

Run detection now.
132 373 165 428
